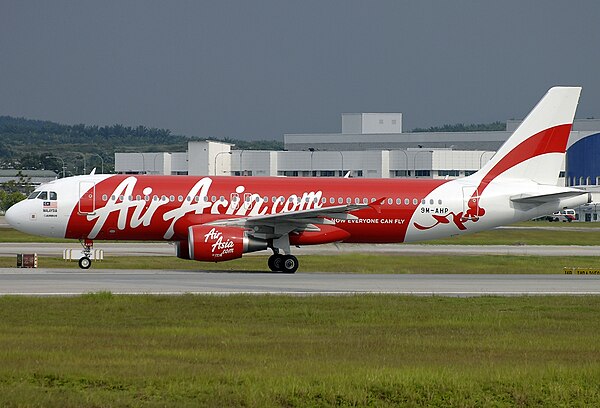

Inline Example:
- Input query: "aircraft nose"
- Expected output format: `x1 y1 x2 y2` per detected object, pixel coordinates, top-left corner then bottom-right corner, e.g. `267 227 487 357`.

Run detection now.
5 201 23 229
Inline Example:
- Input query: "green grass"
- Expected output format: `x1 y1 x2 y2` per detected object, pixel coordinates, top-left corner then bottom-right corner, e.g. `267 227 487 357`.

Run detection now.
0 228 78 243
514 220 600 228
420 227 600 245
1 254 599 274
3 221 600 245
0 295 599 406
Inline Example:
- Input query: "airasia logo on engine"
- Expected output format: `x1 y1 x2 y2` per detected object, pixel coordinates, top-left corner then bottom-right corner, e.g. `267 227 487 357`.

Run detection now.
189 225 244 262
204 227 235 257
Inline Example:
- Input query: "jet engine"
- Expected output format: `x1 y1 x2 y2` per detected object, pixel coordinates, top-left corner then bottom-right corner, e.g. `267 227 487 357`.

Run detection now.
175 240 191 260
187 225 267 262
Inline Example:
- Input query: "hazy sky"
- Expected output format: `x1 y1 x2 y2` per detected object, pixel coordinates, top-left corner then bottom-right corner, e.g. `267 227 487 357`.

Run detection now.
1 1 600 140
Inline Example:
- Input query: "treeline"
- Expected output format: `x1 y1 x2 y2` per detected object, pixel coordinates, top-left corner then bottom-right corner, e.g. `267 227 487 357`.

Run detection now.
412 121 506 133
0 116 284 173
0 116 179 147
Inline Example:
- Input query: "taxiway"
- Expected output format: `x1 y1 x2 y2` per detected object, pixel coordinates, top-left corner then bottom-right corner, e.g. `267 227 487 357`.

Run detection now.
0 269 599 296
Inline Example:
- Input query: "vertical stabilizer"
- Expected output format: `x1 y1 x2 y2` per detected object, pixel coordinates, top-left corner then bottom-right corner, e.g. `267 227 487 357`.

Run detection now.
473 87 581 187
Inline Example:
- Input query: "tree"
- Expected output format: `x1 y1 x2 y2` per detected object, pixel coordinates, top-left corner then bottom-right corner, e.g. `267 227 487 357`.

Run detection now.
0 190 25 212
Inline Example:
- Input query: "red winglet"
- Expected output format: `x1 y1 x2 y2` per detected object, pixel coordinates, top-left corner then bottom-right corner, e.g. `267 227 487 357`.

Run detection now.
368 197 387 214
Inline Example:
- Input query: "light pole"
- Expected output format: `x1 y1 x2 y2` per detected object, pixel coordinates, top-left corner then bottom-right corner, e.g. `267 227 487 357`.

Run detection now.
89 153 104 174
479 151 492 169
214 151 232 176
239 150 245 176
309 148 315 177
139 153 146 174
76 153 87 175
398 150 408 177
153 153 162 174
45 155 65 178
413 150 433 178
337 151 345 177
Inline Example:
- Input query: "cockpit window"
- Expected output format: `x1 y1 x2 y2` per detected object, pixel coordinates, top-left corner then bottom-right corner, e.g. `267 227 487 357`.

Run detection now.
49 191 57 200
37 191 48 200
28 191 40 200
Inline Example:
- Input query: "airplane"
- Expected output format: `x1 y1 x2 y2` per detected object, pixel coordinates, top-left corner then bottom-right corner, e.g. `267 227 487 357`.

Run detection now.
5 87 590 273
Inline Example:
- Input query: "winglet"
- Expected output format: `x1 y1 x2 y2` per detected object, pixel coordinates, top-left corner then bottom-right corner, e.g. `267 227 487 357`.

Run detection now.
368 197 387 214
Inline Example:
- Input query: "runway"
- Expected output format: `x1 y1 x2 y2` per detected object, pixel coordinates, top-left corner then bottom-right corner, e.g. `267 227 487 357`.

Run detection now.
1 269 599 296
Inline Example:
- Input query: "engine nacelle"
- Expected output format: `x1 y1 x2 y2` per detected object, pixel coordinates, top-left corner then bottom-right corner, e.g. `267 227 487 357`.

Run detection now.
175 240 191 260
188 225 267 262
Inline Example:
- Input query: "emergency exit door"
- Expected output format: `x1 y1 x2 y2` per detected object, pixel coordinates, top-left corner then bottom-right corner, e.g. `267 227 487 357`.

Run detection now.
78 181 96 214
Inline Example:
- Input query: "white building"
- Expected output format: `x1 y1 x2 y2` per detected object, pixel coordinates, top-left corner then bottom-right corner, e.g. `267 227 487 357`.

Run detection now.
115 141 503 181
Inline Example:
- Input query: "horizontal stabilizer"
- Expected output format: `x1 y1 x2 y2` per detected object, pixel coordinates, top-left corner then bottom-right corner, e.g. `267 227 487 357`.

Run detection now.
510 190 588 204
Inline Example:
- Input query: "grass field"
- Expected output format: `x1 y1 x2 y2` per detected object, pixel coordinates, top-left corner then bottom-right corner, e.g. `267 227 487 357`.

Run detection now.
2 221 600 246
0 295 599 406
2 254 599 274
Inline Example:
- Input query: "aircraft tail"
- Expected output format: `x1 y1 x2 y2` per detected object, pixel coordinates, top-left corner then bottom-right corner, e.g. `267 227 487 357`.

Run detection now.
472 86 581 187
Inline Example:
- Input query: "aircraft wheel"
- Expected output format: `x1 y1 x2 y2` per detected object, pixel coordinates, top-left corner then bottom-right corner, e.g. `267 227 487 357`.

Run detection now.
78 256 92 269
268 254 284 271
281 255 299 274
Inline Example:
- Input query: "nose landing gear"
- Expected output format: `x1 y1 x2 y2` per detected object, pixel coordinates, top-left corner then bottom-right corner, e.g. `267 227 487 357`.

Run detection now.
78 239 93 269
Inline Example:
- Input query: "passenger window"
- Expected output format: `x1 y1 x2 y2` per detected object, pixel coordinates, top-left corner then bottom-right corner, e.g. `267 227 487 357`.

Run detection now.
396 198 401 205
404 198 410 205
38 192 48 200
387 198 393 205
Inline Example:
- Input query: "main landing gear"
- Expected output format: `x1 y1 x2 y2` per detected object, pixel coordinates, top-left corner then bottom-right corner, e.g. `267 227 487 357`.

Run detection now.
78 239 93 269
267 234 298 273
267 253 299 274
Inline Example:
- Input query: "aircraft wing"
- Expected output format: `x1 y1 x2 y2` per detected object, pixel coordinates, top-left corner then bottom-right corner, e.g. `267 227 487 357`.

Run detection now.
205 200 384 236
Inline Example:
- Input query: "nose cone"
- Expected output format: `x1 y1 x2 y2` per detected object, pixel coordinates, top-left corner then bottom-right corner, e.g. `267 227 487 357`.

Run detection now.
5 201 24 230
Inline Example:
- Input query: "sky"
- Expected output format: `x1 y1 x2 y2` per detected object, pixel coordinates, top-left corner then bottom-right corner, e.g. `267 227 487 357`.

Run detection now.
1 1 600 140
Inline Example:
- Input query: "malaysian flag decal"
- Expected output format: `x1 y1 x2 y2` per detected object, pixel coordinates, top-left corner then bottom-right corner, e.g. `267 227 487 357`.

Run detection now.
43 201 57 209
